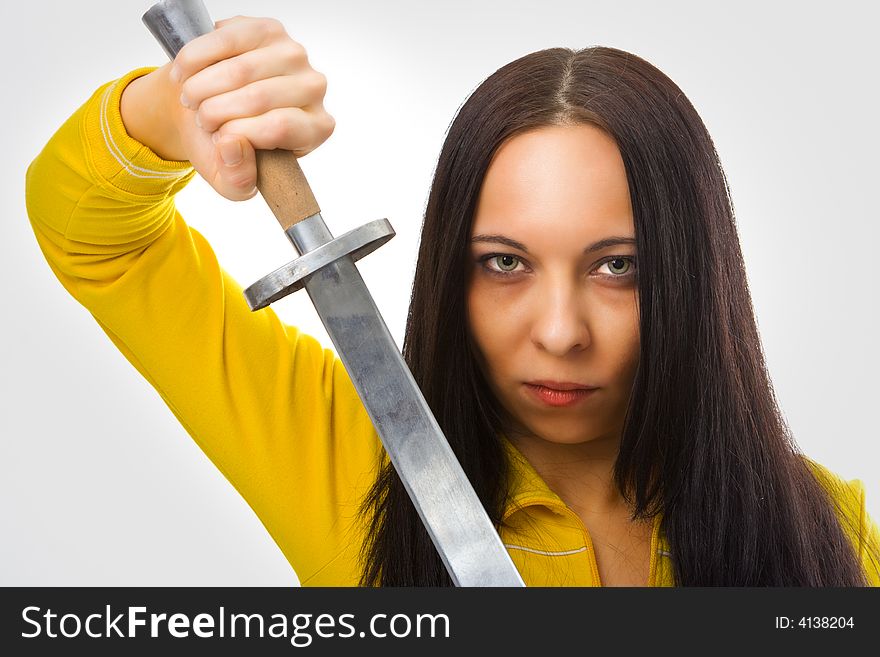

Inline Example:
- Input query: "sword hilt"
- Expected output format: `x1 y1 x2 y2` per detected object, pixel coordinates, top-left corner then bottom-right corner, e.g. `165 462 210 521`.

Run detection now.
143 0 393 311
143 0 320 230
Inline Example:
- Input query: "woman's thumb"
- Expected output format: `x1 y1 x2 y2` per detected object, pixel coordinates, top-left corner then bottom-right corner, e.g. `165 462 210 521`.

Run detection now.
212 133 258 201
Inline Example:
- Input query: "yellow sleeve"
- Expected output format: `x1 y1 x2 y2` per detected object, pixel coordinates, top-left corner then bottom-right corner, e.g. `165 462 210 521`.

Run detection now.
845 479 880 586
805 459 880 586
25 67 382 585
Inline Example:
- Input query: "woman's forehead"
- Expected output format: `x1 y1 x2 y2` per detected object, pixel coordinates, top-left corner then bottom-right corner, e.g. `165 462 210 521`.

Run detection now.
472 124 634 246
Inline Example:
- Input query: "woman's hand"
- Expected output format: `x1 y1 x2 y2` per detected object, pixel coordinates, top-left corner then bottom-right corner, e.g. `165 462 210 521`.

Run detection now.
121 16 335 201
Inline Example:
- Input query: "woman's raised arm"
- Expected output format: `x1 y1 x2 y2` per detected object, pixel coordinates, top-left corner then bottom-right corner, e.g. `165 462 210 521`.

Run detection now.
25 16 380 586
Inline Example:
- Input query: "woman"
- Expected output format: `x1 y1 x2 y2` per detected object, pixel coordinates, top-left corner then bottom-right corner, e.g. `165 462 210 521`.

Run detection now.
26 16 879 586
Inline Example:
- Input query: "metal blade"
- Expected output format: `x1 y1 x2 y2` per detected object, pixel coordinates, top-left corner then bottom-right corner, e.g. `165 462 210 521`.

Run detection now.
291 215 525 587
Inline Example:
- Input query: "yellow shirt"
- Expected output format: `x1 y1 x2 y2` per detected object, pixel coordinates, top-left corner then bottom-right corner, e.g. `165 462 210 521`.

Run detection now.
26 68 880 586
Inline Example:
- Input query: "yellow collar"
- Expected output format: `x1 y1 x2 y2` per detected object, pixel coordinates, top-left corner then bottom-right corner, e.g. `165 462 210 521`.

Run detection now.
499 436 671 573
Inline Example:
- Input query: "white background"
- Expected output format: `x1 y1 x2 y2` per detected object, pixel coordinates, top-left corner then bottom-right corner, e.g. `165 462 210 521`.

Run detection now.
2 0 878 585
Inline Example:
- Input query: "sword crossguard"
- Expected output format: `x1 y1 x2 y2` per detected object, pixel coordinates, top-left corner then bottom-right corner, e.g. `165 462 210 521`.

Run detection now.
244 217 395 311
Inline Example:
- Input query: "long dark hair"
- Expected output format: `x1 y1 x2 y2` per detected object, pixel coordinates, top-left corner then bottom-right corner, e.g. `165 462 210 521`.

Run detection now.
359 47 877 585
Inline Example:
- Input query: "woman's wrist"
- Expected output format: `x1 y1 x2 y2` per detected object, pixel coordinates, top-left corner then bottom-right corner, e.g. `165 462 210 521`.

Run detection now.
120 64 188 162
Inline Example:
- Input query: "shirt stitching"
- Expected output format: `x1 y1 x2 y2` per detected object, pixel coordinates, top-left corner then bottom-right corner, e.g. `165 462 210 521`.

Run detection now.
505 544 588 557
100 83 187 179
504 543 671 558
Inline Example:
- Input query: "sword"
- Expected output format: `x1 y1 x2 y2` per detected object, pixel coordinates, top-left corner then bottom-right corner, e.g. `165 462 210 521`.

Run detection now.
143 0 525 587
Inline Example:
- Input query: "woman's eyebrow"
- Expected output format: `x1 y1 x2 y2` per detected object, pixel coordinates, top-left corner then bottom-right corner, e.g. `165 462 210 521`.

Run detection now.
584 236 636 253
470 234 636 254
471 234 529 252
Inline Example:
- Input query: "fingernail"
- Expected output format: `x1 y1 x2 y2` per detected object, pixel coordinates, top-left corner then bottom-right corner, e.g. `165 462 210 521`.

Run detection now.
211 132 220 144
194 113 203 129
170 66 181 84
180 93 191 109
220 140 243 166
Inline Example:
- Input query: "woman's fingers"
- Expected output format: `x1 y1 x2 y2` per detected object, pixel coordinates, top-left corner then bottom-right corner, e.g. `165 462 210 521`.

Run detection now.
163 15 334 201
179 40 311 111
214 107 335 156
171 16 287 83
194 71 328 133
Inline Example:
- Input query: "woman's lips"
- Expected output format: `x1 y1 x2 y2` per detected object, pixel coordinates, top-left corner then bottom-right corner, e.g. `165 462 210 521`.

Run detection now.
523 381 598 407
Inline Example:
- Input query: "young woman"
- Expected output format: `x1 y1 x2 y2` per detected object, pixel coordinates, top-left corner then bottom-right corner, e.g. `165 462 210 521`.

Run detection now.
26 16 879 586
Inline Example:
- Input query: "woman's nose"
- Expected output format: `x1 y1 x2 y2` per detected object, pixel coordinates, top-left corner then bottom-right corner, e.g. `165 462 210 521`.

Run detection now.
529 284 590 356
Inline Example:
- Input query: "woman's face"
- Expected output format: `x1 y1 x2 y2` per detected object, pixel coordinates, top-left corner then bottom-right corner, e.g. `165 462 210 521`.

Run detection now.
467 124 640 447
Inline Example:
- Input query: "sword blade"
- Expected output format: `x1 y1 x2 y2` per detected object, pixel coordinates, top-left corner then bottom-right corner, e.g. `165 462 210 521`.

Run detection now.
292 215 524 587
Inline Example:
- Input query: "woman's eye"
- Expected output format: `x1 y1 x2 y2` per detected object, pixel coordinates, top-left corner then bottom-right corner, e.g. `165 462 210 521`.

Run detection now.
596 257 635 277
486 254 523 273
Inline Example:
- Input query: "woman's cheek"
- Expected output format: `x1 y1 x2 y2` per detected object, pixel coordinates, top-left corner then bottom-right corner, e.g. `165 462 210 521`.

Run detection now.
591 289 640 389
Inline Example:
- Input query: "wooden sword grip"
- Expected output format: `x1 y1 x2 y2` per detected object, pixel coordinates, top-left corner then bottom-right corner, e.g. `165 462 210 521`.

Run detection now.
255 149 321 230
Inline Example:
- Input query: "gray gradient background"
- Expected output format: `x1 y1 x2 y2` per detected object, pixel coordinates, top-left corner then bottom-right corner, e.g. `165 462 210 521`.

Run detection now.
2 0 878 585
